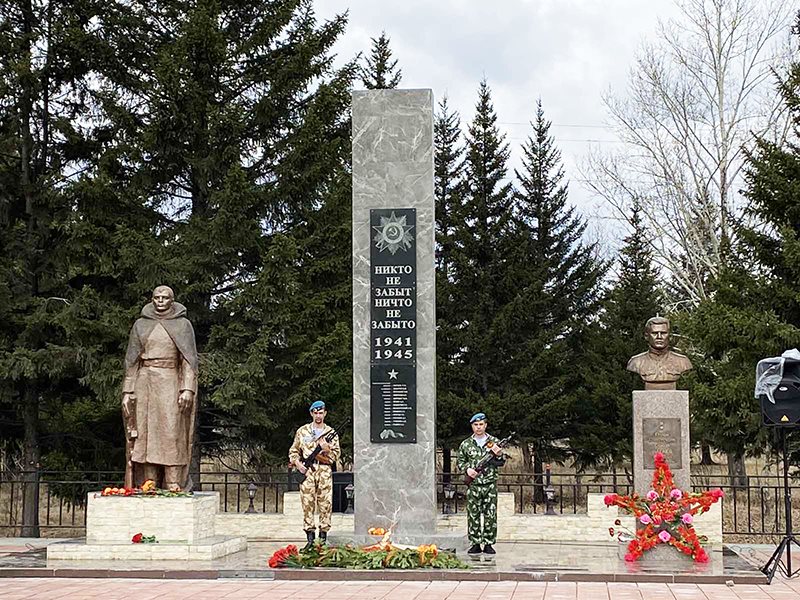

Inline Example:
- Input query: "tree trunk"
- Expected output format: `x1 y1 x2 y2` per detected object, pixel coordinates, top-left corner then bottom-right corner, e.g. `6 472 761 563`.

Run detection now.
21 385 40 537
19 1 39 535
727 451 747 488
532 452 544 504
442 447 451 485
521 442 533 473
700 442 716 465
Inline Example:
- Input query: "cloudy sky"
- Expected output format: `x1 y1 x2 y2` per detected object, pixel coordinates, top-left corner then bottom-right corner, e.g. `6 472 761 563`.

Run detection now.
316 0 687 248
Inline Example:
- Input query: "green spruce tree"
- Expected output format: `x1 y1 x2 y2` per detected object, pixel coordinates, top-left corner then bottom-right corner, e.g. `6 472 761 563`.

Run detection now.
0 0 131 533
359 31 402 89
446 80 517 442
433 96 466 476
509 100 607 474
63 0 355 467
574 203 662 471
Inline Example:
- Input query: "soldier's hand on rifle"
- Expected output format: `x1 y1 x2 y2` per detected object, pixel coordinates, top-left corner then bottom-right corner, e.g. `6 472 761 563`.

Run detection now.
319 440 331 453
122 393 136 419
177 390 194 413
490 444 503 456
467 467 479 479
296 460 308 475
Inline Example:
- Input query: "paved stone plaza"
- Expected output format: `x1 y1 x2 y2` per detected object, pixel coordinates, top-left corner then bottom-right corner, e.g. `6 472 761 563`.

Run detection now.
3 538 800 597
3 577 800 599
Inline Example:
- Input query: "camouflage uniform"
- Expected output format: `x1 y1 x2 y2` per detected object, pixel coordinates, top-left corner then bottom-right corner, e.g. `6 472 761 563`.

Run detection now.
289 423 341 532
457 434 505 546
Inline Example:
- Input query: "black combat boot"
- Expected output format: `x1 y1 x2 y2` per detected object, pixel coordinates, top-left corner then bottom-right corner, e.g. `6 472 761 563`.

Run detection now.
303 529 316 550
482 544 496 554
467 544 482 554
318 530 328 545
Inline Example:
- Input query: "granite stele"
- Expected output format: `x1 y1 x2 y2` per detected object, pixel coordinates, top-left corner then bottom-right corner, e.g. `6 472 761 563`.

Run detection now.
348 89 462 547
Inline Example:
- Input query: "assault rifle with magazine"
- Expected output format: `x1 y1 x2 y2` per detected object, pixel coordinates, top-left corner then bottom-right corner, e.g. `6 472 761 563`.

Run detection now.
463 431 515 486
299 417 350 476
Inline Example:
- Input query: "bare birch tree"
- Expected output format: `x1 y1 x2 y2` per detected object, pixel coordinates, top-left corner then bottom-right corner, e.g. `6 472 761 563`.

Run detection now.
585 0 793 306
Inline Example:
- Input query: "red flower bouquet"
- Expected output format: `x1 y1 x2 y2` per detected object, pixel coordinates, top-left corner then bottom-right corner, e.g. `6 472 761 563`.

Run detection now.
131 532 158 544
268 544 300 568
604 452 723 562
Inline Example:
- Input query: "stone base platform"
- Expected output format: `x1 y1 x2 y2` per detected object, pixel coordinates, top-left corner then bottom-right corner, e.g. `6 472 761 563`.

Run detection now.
46 535 247 561
85 492 219 544
2 540 766 584
46 490 247 562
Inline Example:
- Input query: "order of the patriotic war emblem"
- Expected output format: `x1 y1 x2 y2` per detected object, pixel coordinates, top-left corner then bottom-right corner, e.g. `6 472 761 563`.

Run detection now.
373 211 414 254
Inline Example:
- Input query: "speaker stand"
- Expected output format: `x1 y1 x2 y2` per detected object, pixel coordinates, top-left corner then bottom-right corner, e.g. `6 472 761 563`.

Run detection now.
762 428 800 583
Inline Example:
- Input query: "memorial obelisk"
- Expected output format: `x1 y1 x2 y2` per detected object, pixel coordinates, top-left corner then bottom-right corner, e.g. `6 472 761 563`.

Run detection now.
351 89 439 544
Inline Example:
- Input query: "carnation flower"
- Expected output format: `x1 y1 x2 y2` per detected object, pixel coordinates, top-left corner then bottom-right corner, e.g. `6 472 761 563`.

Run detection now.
646 490 658 501
681 513 693 524
658 530 671 543
670 489 682 499
639 514 652 525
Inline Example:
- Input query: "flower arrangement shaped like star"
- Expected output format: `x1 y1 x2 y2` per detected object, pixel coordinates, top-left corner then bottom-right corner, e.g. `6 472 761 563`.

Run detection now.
604 452 723 562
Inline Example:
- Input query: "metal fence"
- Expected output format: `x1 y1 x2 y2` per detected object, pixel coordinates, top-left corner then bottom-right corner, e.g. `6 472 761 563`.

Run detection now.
0 468 796 540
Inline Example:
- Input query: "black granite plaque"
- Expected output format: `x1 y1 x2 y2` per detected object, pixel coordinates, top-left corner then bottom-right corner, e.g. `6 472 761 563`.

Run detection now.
642 418 682 469
369 208 416 443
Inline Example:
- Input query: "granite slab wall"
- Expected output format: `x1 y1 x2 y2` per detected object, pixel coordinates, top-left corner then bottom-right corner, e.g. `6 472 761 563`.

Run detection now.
632 390 691 494
352 89 436 542
48 490 247 561
86 492 217 544
213 491 722 544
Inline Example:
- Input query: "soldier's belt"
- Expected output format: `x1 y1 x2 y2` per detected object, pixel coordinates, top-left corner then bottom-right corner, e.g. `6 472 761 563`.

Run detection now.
140 358 179 368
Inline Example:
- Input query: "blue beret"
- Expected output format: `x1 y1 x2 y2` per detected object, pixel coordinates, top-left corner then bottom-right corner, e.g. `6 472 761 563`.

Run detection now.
470 412 486 423
309 401 326 412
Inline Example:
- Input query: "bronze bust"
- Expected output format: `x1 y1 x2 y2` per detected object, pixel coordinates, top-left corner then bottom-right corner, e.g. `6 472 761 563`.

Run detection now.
627 316 692 390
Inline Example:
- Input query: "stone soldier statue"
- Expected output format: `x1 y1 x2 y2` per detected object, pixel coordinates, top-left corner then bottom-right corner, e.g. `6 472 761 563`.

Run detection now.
289 400 341 549
122 286 198 492
457 412 506 555
627 316 692 390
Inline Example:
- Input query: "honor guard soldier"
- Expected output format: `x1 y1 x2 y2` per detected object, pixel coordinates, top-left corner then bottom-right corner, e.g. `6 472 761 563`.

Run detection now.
289 401 341 549
457 412 506 554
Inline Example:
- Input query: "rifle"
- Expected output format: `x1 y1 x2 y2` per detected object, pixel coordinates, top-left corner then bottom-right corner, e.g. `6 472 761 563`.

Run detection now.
464 431 515 487
122 396 138 489
300 417 350 475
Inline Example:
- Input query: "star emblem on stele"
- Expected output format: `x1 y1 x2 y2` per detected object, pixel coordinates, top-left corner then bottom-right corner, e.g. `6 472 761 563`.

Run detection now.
388 369 399 379
373 212 414 254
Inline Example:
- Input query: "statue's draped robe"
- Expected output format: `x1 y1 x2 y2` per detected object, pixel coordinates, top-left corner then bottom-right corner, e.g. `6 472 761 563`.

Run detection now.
123 303 198 468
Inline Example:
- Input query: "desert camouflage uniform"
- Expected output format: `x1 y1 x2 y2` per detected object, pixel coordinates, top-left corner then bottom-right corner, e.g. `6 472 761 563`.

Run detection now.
457 434 505 546
289 423 341 532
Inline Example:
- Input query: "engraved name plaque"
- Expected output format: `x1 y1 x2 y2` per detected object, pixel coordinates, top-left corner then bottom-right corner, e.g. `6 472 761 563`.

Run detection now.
642 418 682 470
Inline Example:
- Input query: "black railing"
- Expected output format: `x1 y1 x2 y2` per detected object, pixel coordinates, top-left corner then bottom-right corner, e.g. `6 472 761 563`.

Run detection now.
436 472 635 515
1 468 797 540
0 468 353 535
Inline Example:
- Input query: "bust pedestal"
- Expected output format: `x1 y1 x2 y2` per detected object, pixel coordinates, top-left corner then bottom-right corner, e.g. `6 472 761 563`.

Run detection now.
632 390 690 494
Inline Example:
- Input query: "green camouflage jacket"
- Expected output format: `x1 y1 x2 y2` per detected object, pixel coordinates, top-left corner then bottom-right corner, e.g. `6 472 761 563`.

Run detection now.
457 434 506 486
